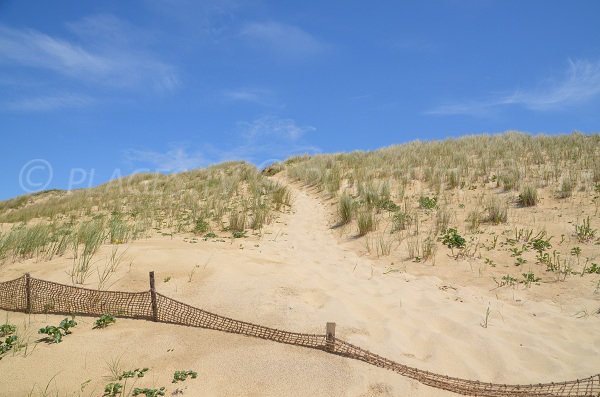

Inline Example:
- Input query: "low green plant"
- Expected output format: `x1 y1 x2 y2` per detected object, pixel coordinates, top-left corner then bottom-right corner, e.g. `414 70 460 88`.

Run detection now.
0 335 17 355
119 368 148 380
586 263 600 274
103 382 123 397
0 323 16 337
204 232 217 238
172 370 198 383
575 216 596 243
418 196 437 210
440 228 466 258
232 230 247 238
514 257 527 266
38 317 77 343
495 274 518 287
378 198 399 212
132 387 166 397
192 218 210 235
94 314 116 329
520 272 540 287
484 258 496 267
531 238 552 254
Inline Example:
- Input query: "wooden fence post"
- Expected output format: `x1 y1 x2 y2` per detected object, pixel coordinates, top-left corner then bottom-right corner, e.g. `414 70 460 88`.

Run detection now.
25 273 32 314
326 322 336 351
149 271 158 322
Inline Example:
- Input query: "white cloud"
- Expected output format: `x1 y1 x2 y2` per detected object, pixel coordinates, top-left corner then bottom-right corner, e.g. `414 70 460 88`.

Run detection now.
222 88 283 108
502 59 600 110
3 94 94 111
124 146 207 173
238 115 315 141
240 21 325 57
0 17 179 93
427 59 600 116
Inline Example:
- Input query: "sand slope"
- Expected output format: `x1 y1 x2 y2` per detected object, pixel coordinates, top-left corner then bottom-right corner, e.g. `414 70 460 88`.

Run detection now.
0 178 599 396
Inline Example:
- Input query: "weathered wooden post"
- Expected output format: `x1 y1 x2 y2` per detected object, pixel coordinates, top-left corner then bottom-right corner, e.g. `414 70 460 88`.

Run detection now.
326 322 336 351
149 271 158 322
24 273 32 314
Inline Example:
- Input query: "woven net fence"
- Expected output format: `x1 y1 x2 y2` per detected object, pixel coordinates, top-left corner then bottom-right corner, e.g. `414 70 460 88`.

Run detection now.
0 274 598 397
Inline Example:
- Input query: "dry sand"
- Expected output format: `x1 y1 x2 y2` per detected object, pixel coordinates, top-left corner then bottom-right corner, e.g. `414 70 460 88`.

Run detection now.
0 178 599 396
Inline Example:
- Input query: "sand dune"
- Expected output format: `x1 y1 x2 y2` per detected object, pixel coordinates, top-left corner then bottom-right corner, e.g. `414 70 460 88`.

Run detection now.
1 176 599 396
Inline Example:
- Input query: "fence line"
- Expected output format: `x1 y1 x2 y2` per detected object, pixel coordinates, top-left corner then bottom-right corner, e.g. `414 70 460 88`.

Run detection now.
0 273 598 397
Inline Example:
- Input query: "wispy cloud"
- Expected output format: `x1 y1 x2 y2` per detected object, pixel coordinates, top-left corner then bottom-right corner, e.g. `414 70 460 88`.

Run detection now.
240 21 325 58
124 145 207 173
124 116 319 172
427 59 600 116
222 88 283 108
238 115 315 141
3 93 94 112
0 15 179 101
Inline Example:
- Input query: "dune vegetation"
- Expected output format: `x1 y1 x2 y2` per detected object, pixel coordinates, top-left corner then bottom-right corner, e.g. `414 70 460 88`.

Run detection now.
1 132 599 396
279 132 600 282
0 161 291 268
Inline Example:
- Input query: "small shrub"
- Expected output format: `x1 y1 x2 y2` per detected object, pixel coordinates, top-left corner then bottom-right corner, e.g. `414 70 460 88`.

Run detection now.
421 236 437 261
357 210 375 236
484 198 508 224
228 211 246 233
337 193 353 225
392 211 411 232
192 218 210 235
94 314 116 329
435 207 451 235
518 185 537 207
173 370 198 383
271 184 292 209
377 198 399 212
557 176 574 198
418 196 437 210
499 172 519 191
109 213 129 244
466 210 481 232
440 228 466 258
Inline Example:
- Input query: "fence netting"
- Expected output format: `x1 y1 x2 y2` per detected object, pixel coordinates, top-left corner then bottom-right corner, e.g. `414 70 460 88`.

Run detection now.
0 274 598 397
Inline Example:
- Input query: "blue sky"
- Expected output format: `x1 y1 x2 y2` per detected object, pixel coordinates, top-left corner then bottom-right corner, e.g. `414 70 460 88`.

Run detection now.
1 1 599 200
